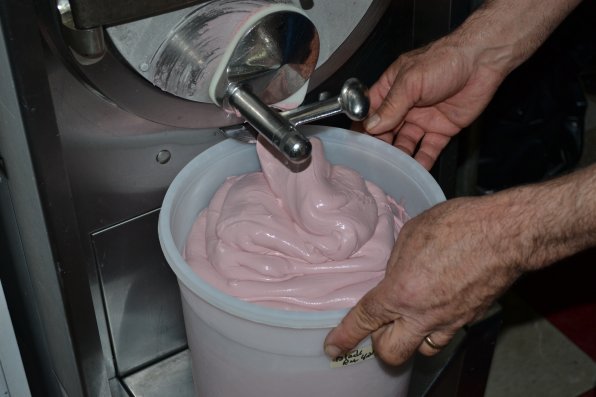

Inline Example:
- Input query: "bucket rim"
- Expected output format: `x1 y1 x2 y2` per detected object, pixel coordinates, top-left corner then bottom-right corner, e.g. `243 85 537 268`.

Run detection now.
158 125 445 328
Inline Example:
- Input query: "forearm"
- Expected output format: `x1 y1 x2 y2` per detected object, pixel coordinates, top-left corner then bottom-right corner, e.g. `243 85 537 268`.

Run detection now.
491 164 596 272
447 0 582 76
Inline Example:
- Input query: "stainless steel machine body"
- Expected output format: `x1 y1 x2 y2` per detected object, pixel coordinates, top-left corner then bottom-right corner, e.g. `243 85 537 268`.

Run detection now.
0 0 499 396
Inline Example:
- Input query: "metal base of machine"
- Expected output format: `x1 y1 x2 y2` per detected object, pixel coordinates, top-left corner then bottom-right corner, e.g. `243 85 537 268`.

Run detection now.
123 350 193 397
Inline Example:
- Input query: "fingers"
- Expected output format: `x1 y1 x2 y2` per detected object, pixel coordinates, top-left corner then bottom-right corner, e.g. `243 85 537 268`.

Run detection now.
371 318 424 366
364 66 414 135
324 277 460 365
390 123 451 171
393 123 424 156
373 323 458 364
367 66 397 112
324 285 393 359
376 131 395 146
364 85 413 135
413 133 451 171
365 318 459 365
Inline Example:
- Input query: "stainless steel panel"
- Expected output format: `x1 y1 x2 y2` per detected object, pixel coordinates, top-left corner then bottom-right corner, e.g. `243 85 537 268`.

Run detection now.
49 53 222 234
48 43 220 386
0 9 108 394
124 350 193 397
92 209 186 375
109 378 131 397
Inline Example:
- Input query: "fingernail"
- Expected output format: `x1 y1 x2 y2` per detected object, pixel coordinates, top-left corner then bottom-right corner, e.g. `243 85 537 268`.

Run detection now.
363 114 380 131
324 344 342 359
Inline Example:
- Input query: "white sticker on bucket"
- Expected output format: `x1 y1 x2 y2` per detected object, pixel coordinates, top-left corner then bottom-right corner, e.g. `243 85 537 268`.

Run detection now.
330 345 375 368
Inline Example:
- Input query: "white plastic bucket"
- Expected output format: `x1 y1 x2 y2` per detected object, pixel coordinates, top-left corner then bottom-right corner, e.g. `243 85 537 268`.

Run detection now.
158 125 446 397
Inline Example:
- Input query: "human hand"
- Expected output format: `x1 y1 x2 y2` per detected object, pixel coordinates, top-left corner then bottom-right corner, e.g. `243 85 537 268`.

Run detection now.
364 37 506 170
324 195 523 365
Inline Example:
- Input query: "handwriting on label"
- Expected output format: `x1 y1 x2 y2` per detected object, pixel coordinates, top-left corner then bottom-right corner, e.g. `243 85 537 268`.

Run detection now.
330 345 375 368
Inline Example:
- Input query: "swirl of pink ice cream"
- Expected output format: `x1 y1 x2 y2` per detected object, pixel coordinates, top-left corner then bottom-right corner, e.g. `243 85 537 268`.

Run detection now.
184 137 408 311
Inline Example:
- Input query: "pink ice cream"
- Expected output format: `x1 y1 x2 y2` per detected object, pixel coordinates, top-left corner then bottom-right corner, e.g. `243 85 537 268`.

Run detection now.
184 137 408 311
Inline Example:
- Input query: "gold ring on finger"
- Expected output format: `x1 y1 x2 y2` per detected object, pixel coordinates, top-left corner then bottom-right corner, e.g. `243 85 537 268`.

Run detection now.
424 335 445 350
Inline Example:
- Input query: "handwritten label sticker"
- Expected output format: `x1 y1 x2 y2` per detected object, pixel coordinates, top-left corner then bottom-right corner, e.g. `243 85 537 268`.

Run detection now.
330 345 375 368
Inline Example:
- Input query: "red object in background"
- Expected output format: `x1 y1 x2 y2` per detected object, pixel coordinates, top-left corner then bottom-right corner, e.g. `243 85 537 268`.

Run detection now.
578 388 596 397
515 247 596 361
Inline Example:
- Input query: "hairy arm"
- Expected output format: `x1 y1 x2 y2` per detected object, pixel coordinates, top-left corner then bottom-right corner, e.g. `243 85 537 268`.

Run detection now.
457 0 583 73
324 163 596 365
506 164 596 271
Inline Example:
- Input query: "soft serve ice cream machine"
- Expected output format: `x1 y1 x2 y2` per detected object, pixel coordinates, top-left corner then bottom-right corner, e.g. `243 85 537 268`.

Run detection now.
0 0 499 395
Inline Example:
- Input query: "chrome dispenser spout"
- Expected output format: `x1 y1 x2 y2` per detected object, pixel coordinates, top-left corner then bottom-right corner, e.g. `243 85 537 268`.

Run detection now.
227 86 312 164
210 7 319 165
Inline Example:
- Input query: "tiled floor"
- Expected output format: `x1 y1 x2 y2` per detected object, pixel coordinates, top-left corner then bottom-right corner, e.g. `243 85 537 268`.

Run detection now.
484 96 596 396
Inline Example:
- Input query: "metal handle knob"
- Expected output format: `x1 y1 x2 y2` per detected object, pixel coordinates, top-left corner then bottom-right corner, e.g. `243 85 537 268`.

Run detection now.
281 78 369 126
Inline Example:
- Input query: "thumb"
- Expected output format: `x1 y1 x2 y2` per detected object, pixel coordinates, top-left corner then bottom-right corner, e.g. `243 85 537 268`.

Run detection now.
324 285 394 358
364 77 413 135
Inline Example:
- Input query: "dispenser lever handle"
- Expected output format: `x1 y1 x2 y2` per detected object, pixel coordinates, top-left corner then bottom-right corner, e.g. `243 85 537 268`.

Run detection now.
281 78 369 126
219 79 370 160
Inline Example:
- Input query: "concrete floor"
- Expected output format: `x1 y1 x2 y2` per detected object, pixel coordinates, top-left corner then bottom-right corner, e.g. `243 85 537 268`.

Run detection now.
485 294 595 397
484 96 596 397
